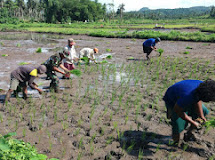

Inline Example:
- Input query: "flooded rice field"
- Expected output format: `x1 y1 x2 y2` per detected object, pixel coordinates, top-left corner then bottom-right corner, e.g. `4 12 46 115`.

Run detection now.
0 32 215 159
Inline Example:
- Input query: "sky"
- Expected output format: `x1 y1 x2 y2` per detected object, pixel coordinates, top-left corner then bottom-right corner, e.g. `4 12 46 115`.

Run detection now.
97 0 215 11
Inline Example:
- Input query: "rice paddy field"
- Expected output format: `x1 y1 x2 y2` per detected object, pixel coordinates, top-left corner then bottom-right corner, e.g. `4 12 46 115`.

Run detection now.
0 32 215 159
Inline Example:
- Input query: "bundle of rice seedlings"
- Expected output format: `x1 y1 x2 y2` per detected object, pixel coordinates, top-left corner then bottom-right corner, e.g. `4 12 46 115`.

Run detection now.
106 55 112 59
19 62 30 65
70 69 82 76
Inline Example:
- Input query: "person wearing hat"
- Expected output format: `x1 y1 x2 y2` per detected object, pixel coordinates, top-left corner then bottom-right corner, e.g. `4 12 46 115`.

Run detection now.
79 48 99 64
4 65 47 103
62 38 79 79
43 52 70 93
142 37 161 60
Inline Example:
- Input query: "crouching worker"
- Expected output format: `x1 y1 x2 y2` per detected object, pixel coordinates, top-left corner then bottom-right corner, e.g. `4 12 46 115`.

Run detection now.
62 38 79 79
142 37 161 60
79 48 99 64
4 65 47 103
163 80 215 145
43 52 70 93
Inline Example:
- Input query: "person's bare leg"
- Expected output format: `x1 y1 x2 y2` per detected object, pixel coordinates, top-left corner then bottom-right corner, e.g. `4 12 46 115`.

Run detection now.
5 89 13 104
172 133 180 146
22 86 28 100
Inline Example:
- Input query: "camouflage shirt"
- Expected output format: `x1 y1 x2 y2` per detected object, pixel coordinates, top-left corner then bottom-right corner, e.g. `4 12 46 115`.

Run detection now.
43 53 62 71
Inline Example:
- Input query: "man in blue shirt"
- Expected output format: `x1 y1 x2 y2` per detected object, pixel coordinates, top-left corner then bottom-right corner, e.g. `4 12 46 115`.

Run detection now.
163 80 215 145
143 37 161 60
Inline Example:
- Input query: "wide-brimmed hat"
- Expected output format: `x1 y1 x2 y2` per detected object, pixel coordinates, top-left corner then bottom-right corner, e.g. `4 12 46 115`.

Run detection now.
37 65 47 74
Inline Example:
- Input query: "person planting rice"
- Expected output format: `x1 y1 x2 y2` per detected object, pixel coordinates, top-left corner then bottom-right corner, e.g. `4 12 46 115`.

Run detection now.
79 48 99 64
142 37 161 60
43 52 70 93
163 80 215 145
4 65 47 103
62 38 79 79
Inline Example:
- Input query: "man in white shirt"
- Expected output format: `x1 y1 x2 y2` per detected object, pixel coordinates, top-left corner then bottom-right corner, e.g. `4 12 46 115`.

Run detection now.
63 38 79 79
79 48 99 64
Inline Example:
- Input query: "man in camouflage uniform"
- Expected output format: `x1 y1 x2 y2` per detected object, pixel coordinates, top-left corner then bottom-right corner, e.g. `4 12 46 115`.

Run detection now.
43 52 70 92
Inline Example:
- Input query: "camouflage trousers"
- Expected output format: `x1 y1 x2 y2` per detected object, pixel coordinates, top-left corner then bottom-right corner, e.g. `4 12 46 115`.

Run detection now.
46 70 60 92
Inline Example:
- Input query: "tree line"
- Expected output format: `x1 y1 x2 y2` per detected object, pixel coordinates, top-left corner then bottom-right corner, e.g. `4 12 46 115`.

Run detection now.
0 0 214 24
0 0 106 23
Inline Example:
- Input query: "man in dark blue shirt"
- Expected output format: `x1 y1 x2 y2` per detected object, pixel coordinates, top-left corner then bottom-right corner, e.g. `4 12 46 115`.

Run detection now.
143 37 161 60
163 80 215 145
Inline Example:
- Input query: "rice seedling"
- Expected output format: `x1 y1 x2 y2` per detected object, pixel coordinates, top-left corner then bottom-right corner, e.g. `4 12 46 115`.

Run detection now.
70 69 82 76
157 48 164 56
186 46 192 49
16 43 21 47
106 55 112 59
183 51 190 54
106 48 112 52
18 62 30 65
36 47 42 53
1 54 8 57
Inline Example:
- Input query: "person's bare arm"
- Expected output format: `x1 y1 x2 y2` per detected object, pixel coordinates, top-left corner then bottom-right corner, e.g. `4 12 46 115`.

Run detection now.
59 64 70 73
195 101 206 121
53 66 66 75
174 103 199 127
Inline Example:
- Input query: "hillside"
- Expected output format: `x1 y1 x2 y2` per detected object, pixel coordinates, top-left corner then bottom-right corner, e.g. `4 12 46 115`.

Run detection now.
138 6 211 19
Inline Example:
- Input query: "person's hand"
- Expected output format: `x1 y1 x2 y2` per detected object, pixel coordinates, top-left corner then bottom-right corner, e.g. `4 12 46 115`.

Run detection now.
38 89 43 95
200 116 207 122
193 121 201 129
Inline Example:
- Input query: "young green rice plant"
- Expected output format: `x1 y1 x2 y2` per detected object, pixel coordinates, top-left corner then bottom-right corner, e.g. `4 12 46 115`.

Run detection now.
74 128 81 136
157 48 164 56
183 51 190 54
106 48 112 52
0 113 3 123
0 41 4 46
186 46 192 49
18 62 30 65
138 149 144 160
70 69 82 77
1 54 8 57
106 55 112 59
22 127 26 137
36 47 42 53
16 43 21 47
